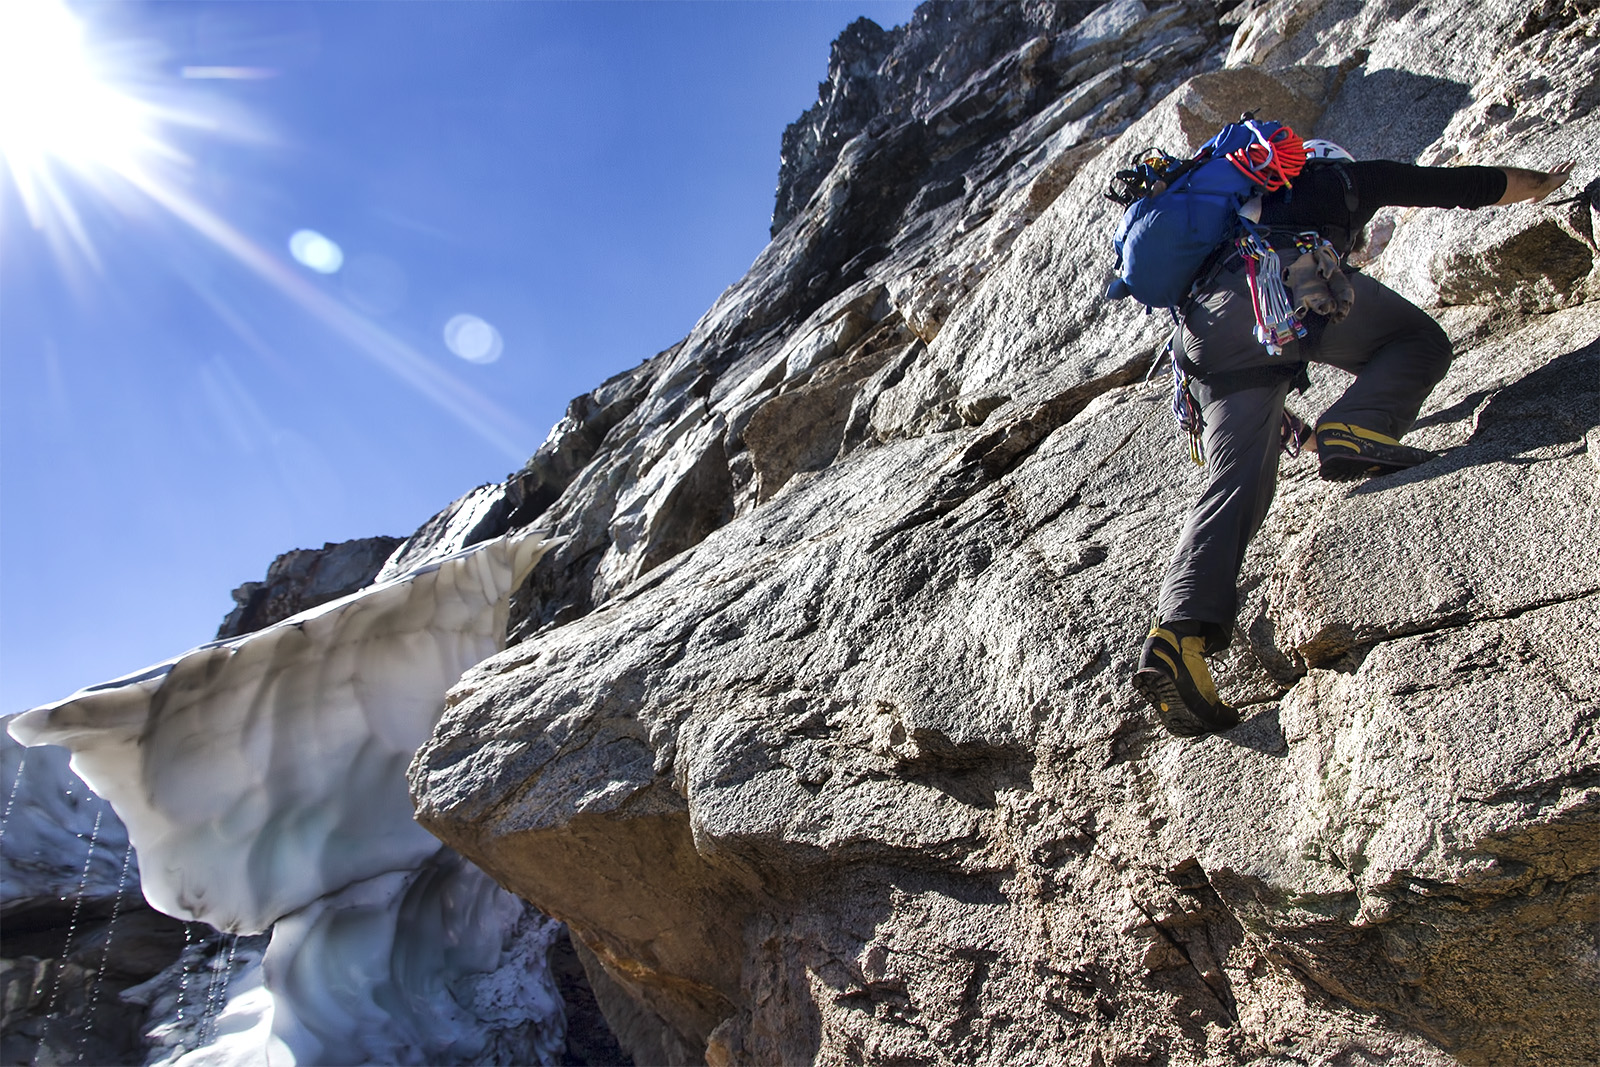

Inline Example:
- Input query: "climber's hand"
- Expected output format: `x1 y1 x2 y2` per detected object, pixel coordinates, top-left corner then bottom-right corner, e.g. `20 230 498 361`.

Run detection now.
1326 267 1354 322
1496 160 1576 204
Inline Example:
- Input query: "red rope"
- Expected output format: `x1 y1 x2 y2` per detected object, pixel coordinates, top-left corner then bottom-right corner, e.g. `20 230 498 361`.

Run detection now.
1226 127 1306 191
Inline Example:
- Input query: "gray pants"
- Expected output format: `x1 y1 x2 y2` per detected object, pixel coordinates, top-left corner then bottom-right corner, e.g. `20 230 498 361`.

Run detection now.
1154 268 1452 645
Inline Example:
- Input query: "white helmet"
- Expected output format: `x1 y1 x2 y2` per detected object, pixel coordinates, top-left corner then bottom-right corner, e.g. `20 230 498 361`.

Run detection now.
1303 138 1355 162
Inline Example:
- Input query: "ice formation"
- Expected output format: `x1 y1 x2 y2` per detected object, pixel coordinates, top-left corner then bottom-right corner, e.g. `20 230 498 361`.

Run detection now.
7 530 564 1065
1 732 131 915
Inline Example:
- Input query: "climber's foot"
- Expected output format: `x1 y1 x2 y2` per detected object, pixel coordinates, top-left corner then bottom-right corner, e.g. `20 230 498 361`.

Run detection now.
1316 422 1438 481
1132 624 1239 738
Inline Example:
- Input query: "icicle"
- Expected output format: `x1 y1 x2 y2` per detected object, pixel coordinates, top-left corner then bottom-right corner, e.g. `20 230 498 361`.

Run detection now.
198 933 238 1047
34 807 103 1066
211 935 240 1044
174 923 196 1044
198 946 222 1045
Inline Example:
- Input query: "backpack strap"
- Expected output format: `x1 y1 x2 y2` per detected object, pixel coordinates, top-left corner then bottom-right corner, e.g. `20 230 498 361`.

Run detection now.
1282 160 1360 254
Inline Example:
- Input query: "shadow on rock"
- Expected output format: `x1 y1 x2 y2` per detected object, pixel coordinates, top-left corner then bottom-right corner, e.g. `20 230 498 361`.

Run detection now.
1222 704 1289 758
1353 337 1599 495
1315 65 1471 162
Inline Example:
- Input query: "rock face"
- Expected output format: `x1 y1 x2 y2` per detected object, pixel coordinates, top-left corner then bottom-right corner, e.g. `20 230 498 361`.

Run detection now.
408 2 1600 1065
216 536 402 639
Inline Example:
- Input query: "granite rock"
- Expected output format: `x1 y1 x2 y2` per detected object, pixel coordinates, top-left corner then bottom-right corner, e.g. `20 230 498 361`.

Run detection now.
11 1 1599 1064
413 2 1599 1064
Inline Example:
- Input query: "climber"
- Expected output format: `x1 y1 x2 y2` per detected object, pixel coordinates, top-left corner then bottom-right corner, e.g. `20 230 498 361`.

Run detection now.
1130 140 1575 738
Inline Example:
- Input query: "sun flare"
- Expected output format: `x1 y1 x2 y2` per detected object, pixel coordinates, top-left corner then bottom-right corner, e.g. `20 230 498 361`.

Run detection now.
0 0 169 230
0 0 533 459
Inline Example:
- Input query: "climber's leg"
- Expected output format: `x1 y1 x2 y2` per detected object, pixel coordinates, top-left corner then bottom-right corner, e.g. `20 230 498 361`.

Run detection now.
1153 268 1295 648
1137 269 1295 736
1312 273 1453 479
1154 373 1292 646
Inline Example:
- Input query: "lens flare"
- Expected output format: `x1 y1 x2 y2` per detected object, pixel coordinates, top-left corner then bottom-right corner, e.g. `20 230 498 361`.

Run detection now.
443 314 503 365
289 230 344 274
0 0 534 461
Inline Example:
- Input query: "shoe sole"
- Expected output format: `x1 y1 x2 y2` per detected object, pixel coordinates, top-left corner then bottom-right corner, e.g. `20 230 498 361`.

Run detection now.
1319 455 1389 481
1318 441 1438 482
1132 668 1233 738
1319 455 1419 481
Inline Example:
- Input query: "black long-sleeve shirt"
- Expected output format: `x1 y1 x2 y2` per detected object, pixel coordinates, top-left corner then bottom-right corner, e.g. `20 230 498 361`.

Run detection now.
1260 160 1507 253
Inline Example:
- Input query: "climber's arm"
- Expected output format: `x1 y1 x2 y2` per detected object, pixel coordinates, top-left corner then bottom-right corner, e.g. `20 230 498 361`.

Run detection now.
1348 160 1508 211
1350 159 1577 211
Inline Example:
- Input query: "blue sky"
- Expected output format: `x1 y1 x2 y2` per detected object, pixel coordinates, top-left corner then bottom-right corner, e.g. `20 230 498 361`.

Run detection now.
0 0 918 714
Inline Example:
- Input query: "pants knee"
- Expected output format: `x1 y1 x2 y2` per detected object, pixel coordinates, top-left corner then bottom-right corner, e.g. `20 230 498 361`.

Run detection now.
1417 317 1454 384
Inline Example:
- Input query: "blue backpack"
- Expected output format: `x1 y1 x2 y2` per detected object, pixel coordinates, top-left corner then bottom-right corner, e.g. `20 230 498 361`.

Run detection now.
1105 120 1302 310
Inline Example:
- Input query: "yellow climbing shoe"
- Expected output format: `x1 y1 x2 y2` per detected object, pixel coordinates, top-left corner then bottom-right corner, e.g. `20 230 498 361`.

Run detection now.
1132 623 1240 738
1315 422 1438 482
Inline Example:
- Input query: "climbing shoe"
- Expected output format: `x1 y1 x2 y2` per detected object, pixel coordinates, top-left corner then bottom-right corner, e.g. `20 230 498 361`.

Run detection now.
1315 422 1439 482
1132 624 1240 738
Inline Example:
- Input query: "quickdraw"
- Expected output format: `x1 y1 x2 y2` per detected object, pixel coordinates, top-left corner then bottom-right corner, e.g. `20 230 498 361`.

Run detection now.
1151 335 1207 466
1236 227 1304 356
1173 354 1205 466
1152 334 1313 469
1290 230 1325 257
1280 409 1312 457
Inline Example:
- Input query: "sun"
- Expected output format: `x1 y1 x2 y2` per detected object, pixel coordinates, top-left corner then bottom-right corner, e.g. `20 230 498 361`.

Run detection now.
0 0 164 232
0 0 534 459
